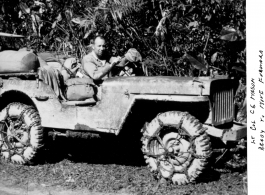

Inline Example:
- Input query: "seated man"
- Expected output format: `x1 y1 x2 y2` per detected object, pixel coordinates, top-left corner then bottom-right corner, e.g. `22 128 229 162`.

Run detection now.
79 36 121 81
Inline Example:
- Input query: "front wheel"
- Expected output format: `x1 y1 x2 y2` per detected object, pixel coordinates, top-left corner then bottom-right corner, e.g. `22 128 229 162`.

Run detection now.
141 111 212 185
0 103 44 164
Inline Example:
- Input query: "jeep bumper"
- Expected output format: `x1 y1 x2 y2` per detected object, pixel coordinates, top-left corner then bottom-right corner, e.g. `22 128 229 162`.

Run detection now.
204 122 247 143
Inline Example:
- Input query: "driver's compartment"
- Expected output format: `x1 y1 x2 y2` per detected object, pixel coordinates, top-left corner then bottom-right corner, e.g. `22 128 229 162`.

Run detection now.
0 46 145 107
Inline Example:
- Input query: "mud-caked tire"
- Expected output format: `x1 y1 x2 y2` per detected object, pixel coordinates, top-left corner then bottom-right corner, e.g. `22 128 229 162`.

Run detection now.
0 102 44 164
141 111 212 185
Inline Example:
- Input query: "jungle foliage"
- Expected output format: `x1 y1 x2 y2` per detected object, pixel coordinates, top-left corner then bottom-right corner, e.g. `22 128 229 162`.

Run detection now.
0 0 246 77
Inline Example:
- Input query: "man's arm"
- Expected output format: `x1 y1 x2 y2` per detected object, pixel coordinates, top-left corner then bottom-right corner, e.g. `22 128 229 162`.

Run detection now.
82 56 111 80
82 55 121 81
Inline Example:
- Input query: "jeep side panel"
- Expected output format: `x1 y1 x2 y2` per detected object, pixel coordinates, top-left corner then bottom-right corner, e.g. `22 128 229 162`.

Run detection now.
0 76 234 135
0 79 77 130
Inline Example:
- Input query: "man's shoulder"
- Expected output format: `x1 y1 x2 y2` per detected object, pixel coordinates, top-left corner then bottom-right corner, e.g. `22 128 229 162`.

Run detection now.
83 52 95 61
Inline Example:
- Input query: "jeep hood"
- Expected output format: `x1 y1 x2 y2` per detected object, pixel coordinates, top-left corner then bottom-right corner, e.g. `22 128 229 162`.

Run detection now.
102 76 231 96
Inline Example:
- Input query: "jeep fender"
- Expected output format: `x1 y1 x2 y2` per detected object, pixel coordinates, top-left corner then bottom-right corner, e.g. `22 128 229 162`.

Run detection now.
115 94 209 135
0 79 77 130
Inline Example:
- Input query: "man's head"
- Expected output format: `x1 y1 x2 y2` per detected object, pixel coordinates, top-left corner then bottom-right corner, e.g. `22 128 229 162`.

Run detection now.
92 36 106 59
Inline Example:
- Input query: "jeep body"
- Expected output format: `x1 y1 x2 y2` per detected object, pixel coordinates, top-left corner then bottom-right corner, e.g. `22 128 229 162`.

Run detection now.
0 74 245 139
0 48 246 185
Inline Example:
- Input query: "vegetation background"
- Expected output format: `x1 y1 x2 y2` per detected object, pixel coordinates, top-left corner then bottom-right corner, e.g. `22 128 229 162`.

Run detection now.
0 1 247 194
0 0 245 77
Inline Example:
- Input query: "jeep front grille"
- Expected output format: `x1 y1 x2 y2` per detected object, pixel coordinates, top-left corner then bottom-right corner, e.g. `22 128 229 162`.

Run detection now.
212 85 234 126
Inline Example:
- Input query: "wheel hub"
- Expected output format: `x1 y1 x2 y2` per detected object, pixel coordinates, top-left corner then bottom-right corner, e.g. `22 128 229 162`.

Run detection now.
163 133 191 165
148 131 192 178
2 118 30 152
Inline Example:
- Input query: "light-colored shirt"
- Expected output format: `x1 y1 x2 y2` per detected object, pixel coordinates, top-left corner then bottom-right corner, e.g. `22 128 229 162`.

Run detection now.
81 51 111 80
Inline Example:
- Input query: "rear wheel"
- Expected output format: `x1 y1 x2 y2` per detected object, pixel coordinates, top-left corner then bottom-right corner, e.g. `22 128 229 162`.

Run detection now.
141 111 212 185
0 103 44 164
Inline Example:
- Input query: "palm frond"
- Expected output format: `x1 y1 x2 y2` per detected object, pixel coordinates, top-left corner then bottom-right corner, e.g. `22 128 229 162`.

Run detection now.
97 0 142 20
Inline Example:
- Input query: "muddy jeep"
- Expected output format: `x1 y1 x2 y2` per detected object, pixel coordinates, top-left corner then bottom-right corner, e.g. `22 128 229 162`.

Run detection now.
0 50 246 185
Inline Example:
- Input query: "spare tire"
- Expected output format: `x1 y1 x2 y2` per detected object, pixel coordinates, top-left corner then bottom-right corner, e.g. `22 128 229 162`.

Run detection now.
0 50 40 73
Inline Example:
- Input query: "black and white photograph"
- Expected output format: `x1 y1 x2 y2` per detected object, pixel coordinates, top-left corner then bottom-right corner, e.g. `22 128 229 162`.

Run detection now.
0 0 256 194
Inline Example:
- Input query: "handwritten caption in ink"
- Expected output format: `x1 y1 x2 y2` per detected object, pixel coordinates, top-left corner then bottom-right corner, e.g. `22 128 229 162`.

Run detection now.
250 50 265 151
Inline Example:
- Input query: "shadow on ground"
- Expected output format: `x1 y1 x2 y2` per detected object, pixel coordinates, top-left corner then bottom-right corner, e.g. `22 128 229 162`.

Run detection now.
42 130 146 167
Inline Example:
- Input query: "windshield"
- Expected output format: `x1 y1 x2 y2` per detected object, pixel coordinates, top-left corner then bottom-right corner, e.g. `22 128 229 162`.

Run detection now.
0 32 25 51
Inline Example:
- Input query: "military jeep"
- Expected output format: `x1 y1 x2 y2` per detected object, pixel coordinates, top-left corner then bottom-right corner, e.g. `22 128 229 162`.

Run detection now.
0 44 246 185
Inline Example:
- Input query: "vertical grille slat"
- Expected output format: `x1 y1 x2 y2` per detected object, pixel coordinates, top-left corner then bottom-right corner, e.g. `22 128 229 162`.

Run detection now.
223 90 225 120
229 89 232 117
215 92 217 122
219 92 224 121
212 85 234 126
216 91 219 121
225 90 226 118
220 91 222 121
224 90 226 119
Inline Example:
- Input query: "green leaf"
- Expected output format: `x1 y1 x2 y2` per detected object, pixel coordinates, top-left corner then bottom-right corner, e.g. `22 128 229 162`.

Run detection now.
220 32 238 41
18 11 22 18
197 53 206 65
220 27 236 35
56 13 62 22
1 5 5 13
71 17 81 24
232 65 246 73
188 21 199 28
205 14 211 21
173 45 180 52
84 30 92 39
49 29 54 37
52 21 57 28
220 27 238 41
211 52 218 63
79 20 86 27
184 54 207 71
20 3 30 14
67 42 73 50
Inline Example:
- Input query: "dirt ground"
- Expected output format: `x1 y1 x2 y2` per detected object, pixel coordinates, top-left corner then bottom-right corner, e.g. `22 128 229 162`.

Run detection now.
0 137 247 195
0 166 247 195
0 179 133 195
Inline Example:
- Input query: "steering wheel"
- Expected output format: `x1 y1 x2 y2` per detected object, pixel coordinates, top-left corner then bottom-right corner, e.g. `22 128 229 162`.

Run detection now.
110 61 147 77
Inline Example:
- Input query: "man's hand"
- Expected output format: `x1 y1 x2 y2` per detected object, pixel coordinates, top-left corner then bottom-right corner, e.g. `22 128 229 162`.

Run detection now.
110 56 122 67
